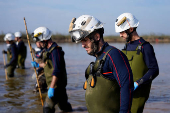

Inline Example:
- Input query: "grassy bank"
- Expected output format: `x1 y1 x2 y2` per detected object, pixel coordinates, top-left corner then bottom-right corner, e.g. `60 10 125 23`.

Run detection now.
0 33 170 43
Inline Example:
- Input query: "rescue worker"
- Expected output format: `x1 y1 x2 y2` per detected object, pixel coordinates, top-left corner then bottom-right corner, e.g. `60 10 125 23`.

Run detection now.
31 38 47 93
14 32 27 69
2 33 18 77
115 13 159 113
31 27 72 113
69 15 134 113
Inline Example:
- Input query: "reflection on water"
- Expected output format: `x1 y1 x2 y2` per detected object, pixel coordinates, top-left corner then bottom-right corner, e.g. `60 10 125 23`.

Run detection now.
0 43 170 113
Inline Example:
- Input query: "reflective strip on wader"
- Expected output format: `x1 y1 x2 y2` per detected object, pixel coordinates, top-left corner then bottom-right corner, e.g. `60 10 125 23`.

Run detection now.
43 46 67 89
122 42 152 113
85 48 120 113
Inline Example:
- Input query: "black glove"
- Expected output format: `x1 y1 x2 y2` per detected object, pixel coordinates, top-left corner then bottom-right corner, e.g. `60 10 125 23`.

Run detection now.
4 64 9 69
2 50 7 54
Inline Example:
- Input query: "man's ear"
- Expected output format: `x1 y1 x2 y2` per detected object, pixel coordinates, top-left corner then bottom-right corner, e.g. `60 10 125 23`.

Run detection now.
94 33 100 41
129 27 134 32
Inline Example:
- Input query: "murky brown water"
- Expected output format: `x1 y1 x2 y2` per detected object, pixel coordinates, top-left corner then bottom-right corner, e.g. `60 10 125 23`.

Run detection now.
0 43 170 113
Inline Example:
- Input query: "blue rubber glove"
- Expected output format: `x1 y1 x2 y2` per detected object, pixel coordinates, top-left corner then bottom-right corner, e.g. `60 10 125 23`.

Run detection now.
48 87 55 99
134 82 138 91
31 61 39 68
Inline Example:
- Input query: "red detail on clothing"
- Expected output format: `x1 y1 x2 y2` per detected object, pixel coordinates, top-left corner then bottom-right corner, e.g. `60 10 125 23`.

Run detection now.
103 52 121 87
103 51 122 106
103 72 112 74
139 40 143 48
118 50 132 113
36 54 40 57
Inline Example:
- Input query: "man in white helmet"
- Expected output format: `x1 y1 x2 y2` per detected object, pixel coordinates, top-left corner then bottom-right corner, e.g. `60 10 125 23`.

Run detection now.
2 33 18 77
31 36 47 93
14 32 27 69
115 13 159 113
31 27 72 113
69 15 134 113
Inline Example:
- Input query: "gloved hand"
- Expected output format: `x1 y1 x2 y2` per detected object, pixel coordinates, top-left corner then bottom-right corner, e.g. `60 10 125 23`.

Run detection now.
134 82 138 91
48 87 55 99
31 61 39 68
2 50 7 54
4 64 9 69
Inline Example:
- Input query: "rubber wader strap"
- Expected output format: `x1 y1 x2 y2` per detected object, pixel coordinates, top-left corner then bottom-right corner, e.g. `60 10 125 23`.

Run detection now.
88 48 114 89
102 48 114 60
49 46 57 53
46 46 59 58
136 43 144 55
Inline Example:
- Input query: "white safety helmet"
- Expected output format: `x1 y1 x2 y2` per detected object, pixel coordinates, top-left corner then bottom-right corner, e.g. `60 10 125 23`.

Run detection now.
14 32 22 38
32 27 52 42
115 13 139 33
69 15 104 43
4 33 15 41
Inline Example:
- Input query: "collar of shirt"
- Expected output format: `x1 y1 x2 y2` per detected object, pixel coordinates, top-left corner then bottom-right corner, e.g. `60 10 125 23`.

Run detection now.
129 37 145 45
96 42 109 56
47 42 58 51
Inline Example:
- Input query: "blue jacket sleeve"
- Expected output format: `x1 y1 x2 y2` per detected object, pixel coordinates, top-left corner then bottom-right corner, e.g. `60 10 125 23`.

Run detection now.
49 48 61 77
108 49 133 113
136 43 159 85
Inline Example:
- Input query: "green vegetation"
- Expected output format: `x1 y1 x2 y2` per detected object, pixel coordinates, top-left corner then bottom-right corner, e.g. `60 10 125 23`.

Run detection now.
0 33 170 43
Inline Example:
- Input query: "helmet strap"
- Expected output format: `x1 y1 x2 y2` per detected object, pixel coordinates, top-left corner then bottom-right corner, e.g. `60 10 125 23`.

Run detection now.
125 29 135 42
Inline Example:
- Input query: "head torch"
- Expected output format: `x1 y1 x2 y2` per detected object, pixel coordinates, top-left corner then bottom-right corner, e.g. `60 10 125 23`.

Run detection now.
31 33 42 42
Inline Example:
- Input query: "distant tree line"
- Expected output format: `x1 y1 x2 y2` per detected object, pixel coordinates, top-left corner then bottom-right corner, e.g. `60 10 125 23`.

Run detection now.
0 33 170 43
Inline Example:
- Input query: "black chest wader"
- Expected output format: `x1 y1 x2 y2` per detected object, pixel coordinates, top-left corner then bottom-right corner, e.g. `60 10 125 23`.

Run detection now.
7 47 17 77
43 46 72 113
84 48 120 113
122 43 152 113
18 43 27 68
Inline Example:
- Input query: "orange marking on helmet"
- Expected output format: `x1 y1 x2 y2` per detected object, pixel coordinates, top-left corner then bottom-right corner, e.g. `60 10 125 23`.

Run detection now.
126 19 131 27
